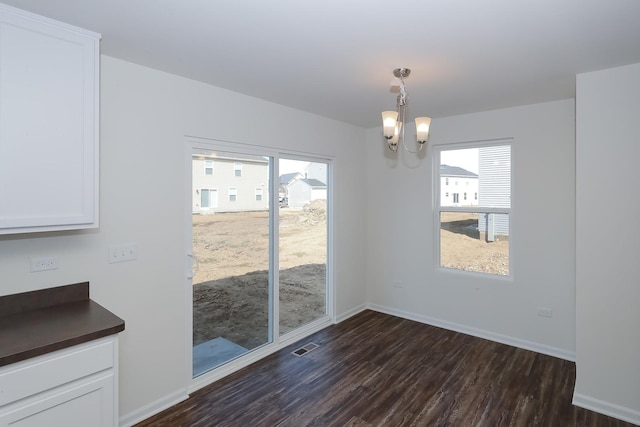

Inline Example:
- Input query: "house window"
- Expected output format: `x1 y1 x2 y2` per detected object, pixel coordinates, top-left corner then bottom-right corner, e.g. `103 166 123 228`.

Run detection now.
204 160 213 175
445 177 449 186
255 187 263 201
234 162 242 177
436 141 511 277
228 187 237 202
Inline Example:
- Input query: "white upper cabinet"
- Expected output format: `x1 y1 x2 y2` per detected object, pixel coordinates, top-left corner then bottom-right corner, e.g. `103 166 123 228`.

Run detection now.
0 4 100 234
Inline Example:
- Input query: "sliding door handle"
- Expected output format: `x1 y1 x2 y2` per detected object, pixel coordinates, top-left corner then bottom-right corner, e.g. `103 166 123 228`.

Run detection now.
187 253 199 279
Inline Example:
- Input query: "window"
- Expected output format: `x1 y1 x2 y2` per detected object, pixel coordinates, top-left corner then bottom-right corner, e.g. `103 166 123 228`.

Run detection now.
204 160 213 175
228 187 237 202
445 177 449 185
255 187 263 201
234 162 242 177
436 141 511 277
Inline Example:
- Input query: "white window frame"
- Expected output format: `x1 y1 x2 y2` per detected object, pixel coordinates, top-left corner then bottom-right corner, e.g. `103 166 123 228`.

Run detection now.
234 162 242 177
204 159 214 175
434 138 513 279
228 187 237 202
255 187 263 201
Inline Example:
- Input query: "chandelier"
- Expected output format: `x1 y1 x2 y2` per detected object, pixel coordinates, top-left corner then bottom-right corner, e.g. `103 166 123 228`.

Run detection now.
381 68 432 152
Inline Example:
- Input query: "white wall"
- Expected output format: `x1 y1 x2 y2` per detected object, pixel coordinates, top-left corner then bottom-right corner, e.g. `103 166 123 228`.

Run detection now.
365 99 576 359
574 63 640 424
0 56 367 421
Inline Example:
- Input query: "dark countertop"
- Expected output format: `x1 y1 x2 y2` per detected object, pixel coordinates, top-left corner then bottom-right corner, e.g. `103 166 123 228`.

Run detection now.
0 282 125 367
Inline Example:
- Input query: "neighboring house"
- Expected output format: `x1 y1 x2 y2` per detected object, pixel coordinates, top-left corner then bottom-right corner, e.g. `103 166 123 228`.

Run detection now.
477 145 511 239
279 172 302 203
440 165 479 207
192 155 269 213
287 178 327 208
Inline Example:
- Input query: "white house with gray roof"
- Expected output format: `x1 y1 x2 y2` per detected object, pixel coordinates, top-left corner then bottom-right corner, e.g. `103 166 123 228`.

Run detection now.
440 165 479 207
287 178 327 208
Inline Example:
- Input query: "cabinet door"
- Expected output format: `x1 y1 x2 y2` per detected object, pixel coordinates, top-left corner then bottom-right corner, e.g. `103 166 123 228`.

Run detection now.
0 5 99 234
0 373 114 427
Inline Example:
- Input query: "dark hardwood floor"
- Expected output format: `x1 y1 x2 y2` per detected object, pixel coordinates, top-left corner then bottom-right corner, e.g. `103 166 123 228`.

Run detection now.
136 310 635 427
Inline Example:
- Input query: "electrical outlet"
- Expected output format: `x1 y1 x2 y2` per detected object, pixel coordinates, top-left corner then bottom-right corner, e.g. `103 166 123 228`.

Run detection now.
108 243 138 264
30 256 59 272
537 307 553 318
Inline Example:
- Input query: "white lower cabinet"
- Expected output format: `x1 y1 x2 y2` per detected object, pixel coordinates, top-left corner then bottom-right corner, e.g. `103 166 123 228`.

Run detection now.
0 337 118 427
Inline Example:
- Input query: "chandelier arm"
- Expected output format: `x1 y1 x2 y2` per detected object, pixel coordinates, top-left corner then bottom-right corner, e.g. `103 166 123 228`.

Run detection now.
401 137 425 154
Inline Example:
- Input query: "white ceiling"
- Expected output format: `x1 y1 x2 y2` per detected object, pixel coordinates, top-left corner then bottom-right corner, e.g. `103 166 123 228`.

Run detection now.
4 0 640 127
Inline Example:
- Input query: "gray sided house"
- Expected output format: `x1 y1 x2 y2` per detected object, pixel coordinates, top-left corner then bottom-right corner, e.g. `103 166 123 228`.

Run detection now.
288 178 327 208
477 145 511 238
192 155 269 213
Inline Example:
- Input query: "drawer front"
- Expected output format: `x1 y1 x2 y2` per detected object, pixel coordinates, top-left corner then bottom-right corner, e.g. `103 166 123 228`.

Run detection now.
0 338 114 407
0 372 114 427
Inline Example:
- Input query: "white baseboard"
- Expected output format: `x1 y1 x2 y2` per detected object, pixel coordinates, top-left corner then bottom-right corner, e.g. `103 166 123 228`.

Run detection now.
573 393 640 426
367 303 576 362
335 303 367 323
119 389 189 427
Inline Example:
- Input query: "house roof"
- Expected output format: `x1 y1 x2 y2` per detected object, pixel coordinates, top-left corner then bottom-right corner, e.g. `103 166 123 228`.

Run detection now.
440 165 478 178
298 178 326 188
279 172 301 185
5 1 640 127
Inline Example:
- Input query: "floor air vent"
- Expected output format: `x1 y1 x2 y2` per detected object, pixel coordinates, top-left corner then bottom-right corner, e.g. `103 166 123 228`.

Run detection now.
292 342 319 357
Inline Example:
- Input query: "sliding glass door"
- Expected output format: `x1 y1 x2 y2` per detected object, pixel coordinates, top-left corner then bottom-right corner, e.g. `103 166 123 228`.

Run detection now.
187 140 331 379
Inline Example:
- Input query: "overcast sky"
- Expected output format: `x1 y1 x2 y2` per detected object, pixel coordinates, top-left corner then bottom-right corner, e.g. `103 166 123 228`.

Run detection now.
440 148 479 174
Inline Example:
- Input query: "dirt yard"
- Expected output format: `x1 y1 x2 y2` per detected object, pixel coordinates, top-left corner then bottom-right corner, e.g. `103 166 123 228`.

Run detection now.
192 206 508 350
192 200 327 348
440 212 509 275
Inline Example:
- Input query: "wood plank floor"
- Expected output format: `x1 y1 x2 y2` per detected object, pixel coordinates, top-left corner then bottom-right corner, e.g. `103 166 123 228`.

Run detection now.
136 310 636 427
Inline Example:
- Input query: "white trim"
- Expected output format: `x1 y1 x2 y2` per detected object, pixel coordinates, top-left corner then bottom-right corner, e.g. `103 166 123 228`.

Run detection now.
119 389 188 427
367 303 576 362
335 304 367 323
572 393 640 426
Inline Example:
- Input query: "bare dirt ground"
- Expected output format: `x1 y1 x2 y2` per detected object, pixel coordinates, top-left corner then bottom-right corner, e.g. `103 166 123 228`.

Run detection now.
192 200 327 348
192 206 508 350
440 212 509 275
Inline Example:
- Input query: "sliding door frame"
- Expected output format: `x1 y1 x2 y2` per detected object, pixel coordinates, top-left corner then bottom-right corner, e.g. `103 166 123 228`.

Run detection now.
184 136 334 393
